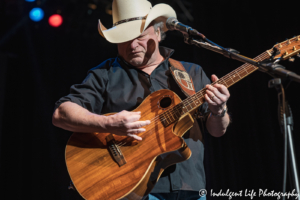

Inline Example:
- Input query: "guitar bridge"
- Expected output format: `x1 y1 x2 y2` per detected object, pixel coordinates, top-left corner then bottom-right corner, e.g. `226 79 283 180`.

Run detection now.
106 134 126 167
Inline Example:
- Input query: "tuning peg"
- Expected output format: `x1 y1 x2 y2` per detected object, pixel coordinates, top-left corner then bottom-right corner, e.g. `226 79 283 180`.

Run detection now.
289 57 295 62
297 53 300 58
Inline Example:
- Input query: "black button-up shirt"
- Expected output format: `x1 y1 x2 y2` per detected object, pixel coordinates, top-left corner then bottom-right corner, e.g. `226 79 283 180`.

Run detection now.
55 47 211 193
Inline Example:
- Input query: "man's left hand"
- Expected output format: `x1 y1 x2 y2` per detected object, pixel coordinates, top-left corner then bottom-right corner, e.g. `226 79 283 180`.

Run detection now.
205 74 230 115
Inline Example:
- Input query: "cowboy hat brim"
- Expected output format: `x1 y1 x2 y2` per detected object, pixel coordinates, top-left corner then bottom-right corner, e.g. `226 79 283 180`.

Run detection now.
98 4 176 43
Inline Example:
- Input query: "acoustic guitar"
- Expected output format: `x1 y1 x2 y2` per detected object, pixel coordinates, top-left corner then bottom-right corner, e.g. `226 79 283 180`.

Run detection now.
65 36 300 200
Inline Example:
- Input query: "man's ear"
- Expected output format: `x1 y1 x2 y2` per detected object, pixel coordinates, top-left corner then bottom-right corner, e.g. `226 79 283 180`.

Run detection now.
156 27 161 42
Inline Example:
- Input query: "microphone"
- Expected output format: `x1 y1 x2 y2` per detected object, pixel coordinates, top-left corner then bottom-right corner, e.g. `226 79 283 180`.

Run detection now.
165 17 205 38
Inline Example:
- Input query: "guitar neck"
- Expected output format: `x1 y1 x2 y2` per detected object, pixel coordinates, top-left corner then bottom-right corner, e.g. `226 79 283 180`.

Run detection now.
160 51 271 126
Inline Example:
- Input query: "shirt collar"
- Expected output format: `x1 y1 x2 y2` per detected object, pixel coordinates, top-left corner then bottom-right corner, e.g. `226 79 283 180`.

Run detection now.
159 46 174 60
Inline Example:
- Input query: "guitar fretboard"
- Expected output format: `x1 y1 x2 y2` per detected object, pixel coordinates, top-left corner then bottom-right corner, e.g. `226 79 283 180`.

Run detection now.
160 51 271 126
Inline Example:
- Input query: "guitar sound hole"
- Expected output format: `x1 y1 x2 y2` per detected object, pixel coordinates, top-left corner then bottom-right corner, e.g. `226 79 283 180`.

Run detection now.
160 97 172 109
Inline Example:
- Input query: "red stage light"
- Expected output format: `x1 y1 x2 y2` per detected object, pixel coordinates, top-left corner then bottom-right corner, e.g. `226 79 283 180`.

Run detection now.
49 14 63 27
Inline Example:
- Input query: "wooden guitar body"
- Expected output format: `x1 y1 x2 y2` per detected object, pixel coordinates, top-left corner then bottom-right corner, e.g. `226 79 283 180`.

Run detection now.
65 89 194 200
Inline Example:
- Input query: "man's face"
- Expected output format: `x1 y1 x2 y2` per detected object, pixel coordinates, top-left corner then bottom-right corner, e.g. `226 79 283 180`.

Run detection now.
117 25 161 67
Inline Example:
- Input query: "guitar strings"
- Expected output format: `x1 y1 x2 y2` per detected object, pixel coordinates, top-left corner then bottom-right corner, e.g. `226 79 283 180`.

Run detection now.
116 52 269 145
116 52 270 146
156 52 269 126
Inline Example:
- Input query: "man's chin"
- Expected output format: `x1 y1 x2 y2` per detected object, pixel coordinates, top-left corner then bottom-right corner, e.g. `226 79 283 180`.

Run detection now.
129 58 145 67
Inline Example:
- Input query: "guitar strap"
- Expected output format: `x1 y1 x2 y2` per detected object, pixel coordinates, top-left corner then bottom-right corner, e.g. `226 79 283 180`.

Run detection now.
169 58 196 97
169 58 204 143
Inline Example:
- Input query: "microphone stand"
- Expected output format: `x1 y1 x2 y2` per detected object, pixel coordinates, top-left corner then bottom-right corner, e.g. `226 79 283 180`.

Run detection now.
181 33 300 198
268 78 299 200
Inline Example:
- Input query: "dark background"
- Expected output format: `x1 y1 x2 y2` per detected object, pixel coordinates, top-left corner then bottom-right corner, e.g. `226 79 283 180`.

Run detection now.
0 0 299 199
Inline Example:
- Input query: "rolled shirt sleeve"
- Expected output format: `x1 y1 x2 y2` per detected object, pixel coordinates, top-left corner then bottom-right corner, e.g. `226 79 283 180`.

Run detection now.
54 68 108 114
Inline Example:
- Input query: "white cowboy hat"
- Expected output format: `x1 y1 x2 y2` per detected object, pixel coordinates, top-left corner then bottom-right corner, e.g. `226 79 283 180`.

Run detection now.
98 0 176 43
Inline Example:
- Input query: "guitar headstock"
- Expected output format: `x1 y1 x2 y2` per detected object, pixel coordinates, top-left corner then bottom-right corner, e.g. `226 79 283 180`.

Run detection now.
270 35 300 61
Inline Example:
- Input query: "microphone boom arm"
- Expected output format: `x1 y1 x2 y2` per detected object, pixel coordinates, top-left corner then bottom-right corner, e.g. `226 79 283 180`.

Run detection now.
186 36 259 66
185 35 300 83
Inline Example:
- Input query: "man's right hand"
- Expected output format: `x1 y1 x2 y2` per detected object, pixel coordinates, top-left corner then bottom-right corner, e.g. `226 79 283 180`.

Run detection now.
53 102 150 140
105 110 151 141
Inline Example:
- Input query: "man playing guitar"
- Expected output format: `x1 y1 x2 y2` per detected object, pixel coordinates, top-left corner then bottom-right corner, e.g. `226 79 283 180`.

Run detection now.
53 0 230 199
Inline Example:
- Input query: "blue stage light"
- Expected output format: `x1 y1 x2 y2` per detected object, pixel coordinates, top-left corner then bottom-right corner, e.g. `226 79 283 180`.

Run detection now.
25 0 35 2
29 8 44 22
